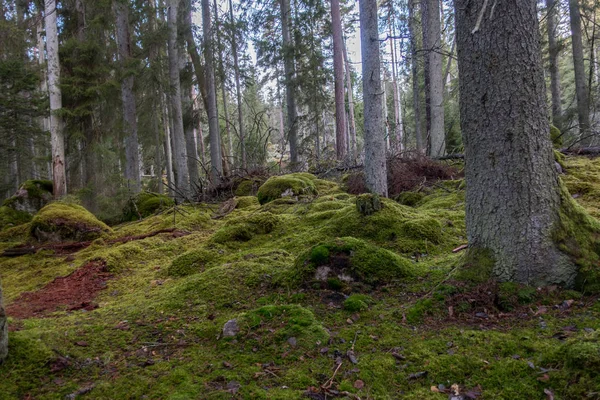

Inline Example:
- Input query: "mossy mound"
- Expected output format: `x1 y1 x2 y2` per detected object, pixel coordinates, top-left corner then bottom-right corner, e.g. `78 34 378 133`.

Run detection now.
550 124 562 147
396 191 425 207
30 202 112 242
167 249 215 277
257 173 318 205
234 178 264 196
562 336 600 371
211 211 280 244
237 304 329 349
2 179 53 215
123 192 174 221
292 237 415 286
235 196 259 209
0 206 31 230
343 294 373 312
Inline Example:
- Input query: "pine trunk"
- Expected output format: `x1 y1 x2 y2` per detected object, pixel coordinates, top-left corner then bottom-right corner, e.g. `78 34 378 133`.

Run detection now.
426 0 444 157
342 39 357 160
455 0 575 286
228 0 246 169
280 0 299 167
569 0 592 145
409 0 424 153
114 0 141 193
167 0 190 198
202 0 223 184
546 0 563 131
45 0 67 198
332 0 347 160
360 0 388 196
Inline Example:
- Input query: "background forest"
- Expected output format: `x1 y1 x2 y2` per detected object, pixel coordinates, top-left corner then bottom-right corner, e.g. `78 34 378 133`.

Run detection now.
1 0 599 221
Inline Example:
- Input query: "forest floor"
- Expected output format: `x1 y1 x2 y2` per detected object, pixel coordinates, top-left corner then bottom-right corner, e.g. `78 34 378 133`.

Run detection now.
0 156 599 400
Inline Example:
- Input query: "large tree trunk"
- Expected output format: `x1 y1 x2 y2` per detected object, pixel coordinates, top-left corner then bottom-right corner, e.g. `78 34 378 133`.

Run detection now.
546 0 563 131
280 0 299 167
569 0 592 145
202 0 223 184
408 0 424 153
114 0 141 193
228 0 246 169
167 0 190 198
455 0 575 286
331 0 347 160
45 0 66 198
181 0 200 188
426 0 444 157
359 0 388 197
342 38 357 160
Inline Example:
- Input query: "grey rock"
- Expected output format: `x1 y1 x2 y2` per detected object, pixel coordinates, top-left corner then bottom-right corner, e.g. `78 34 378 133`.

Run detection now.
222 319 239 337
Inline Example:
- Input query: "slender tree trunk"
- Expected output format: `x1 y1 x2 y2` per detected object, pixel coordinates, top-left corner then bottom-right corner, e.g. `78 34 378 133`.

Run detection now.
167 0 190 198
409 0 424 153
426 0 445 156
162 93 175 195
569 0 592 145
228 0 246 169
148 0 163 194
114 0 141 193
45 0 66 197
546 0 563 130
360 0 388 196
331 0 347 160
455 0 575 286
202 0 223 184
421 0 432 151
342 38 357 160
280 0 299 167
389 22 403 151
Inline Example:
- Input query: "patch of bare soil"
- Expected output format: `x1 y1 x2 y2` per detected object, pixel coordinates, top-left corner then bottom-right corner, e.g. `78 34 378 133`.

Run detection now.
6 260 113 320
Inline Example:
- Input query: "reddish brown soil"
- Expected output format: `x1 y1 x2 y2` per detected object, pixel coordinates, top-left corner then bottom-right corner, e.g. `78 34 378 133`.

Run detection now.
6 260 113 319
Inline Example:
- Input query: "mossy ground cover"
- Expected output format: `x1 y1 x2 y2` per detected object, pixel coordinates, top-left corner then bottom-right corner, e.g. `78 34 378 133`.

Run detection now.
1 161 599 399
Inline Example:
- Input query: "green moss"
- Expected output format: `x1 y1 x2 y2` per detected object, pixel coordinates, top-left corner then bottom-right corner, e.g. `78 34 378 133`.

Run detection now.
497 282 537 311
30 202 112 242
550 124 563 147
123 192 174 221
292 237 415 286
399 218 443 243
406 298 435 324
0 206 31 230
355 193 382 215
256 173 318 204
2 179 54 215
21 179 53 197
235 179 262 196
167 249 215 277
455 247 495 284
235 196 259 209
396 191 425 207
563 340 600 371
343 294 373 312
211 211 280 244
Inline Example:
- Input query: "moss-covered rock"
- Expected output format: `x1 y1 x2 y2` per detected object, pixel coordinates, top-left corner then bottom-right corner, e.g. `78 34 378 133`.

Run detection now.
237 305 329 349
399 218 443 243
2 179 53 215
235 179 264 196
211 211 280 244
167 249 216 277
0 206 32 230
550 124 563 148
395 191 425 207
123 192 174 221
292 237 414 286
356 193 382 215
235 196 259 209
257 173 318 205
30 202 112 242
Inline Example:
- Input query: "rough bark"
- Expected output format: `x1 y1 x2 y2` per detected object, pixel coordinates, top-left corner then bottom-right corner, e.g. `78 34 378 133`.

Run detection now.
342 38 357 160
408 0 424 153
202 0 223 184
114 0 141 193
359 0 388 197
181 0 200 187
331 0 347 160
228 0 246 169
280 0 299 167
569 0 592 145
45 0 66 198
426 0 444 157
421 0 432 151
167 0 190 198
455 0 575 286
546 0 563 131
0 281 7 363
389 21 403 151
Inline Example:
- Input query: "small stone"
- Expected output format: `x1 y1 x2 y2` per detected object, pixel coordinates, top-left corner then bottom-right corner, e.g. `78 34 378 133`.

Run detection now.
222 319 239 337
320 347 329 354
287 337 297 347
226 381 241 394
353 379 364 389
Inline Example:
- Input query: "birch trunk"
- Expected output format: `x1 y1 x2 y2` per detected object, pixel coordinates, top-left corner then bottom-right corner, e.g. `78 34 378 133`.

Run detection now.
202 0 223 184
114 0 141 193
359 0 388 196
45 0 66 197
455 0 575 286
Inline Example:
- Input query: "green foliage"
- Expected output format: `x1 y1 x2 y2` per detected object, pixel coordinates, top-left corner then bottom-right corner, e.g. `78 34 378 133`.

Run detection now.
0 206 31 230
257 173 318 204
550 124 563 147
343 294 373 312
30 202 112 242
167 249 215 277
309 245 330 264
